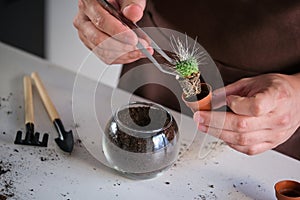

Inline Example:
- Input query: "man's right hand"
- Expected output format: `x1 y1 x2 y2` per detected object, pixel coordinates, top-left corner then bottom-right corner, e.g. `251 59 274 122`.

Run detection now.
73 0 153 64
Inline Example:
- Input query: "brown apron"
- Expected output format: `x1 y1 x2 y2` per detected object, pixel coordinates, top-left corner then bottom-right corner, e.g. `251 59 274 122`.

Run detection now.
118 0 300 159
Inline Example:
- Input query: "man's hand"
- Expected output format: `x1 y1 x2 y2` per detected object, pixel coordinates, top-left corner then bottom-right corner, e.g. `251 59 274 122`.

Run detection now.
73 0 153 64
193 73 300 155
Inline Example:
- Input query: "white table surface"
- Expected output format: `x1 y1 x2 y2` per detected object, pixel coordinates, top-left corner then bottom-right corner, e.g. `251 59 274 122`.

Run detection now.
0 42 299 200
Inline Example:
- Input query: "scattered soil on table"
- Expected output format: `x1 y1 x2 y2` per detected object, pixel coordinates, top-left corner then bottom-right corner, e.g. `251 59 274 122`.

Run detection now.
0 161 15 199
0 144 64 199
0 93 14 119
0 93 13 109
0 93 13 103
0 92 81 199
0 162 10 176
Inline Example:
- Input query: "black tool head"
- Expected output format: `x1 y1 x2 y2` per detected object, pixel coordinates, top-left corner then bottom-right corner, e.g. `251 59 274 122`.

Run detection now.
14 123 48 147
54 119 74 153
55 130 74 153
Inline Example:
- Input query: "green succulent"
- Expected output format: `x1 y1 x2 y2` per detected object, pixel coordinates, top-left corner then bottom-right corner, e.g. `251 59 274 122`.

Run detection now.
175 57 199 78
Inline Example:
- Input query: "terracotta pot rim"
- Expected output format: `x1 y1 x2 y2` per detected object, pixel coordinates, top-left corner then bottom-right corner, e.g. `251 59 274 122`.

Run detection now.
274 180 300 200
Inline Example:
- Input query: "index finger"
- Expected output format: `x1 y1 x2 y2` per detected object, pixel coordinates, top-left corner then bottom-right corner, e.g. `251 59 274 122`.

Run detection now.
227 91 277 116
82 0 138 45
193 110 275 133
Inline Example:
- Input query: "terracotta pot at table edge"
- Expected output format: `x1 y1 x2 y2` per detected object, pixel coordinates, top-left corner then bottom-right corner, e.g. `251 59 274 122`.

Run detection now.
275 180 300 200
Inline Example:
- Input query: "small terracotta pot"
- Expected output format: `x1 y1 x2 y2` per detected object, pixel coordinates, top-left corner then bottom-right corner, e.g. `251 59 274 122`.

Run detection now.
182 83 212 112
275 180 300 200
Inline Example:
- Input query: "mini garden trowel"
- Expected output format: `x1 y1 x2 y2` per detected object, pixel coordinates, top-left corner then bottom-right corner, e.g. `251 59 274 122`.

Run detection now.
31 72 74 153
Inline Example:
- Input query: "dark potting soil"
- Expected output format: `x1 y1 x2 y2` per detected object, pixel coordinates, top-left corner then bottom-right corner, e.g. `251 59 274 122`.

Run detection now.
106 106 178 153
128 106 151 127
280 189 300 198
118 106 171 131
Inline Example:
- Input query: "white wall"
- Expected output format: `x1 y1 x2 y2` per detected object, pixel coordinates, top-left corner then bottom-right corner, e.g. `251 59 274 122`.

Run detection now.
45 0 121 87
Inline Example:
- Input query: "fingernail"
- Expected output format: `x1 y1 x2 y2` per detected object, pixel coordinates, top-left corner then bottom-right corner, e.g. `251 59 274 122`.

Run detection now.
122 3 143 22
193 112 204 123
122 5 130 14
147 47 154 54
122 3 143 19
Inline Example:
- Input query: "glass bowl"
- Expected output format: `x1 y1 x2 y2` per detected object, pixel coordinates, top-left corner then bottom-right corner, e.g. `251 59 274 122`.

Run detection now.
103 102 180 179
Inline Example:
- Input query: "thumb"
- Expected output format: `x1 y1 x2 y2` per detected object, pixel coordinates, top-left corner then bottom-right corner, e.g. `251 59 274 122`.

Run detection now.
120 0 146 22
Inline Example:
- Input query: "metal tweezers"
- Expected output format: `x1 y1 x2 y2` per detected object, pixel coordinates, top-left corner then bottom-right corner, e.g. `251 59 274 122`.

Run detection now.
96 0 177 76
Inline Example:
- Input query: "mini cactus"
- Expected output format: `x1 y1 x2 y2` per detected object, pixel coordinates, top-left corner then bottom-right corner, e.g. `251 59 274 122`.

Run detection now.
175 58 199 78
170 35 206 97
170 35 204 78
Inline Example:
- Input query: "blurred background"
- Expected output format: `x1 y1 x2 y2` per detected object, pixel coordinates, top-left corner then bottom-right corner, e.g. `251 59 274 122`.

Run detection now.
0 0 121 87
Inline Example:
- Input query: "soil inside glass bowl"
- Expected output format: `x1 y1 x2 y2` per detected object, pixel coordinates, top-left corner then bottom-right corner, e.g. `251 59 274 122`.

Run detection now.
107 106 177 153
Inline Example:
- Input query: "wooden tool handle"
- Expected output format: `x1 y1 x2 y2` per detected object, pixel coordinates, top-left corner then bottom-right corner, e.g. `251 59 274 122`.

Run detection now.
24 76 34 124
31 72 60 121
